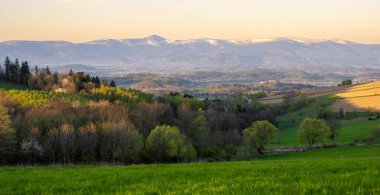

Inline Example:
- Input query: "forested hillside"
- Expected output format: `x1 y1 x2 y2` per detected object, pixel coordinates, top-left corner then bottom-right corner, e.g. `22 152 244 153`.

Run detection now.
0 57 379 165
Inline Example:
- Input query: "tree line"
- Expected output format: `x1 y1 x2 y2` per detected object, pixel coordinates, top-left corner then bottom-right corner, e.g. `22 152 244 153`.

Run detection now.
0 57 116 92
0 57 31 85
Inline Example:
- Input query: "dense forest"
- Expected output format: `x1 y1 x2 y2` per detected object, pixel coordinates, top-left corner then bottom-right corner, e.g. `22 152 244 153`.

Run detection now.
0 57 342 165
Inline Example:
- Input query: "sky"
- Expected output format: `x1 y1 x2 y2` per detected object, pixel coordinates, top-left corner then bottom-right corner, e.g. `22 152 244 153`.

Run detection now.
0 0 379 43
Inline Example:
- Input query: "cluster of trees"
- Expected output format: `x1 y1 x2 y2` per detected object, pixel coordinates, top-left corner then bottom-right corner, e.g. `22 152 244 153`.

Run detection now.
0 58 279 164
0 57 116 92
339 79 353 86
0 57 31 85
282 90 309 111
0 90 279 164
0 57 354 165
280 90 343 143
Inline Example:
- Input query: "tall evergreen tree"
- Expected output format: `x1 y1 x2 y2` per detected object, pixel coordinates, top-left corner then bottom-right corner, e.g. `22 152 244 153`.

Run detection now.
110 80 116 87
19 61 31 85
46 66 51 75
93 76 101 88
4 57 11 81
9 58 20 83
85 74 91 82
68 69 74 76
34 65 39 75
0 64 3 80
53 72 59 84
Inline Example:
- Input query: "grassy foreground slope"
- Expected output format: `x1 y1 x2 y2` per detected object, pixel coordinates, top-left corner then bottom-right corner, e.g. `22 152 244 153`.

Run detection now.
0 146 379 194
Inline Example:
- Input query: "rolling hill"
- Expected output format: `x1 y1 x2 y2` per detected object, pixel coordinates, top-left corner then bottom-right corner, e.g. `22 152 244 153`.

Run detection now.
260 81 380 111
332 81 380 112
1 35 380 75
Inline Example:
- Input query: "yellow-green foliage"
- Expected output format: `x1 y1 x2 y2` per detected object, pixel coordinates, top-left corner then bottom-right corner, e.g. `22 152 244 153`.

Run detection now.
243 121 278 154
164 95 204 110
6 90 88 106
89 86 153 105
298 118 330 146
146 125 196 161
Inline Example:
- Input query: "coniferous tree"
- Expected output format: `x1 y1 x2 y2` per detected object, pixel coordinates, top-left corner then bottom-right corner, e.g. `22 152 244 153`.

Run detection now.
4 57 11 81
34 65 39 75
0 64 3 80
85 74 91 82
46 66 51 75
19 61 31 85
9 58 20 83
68 69 74 76
94 76 101 88
53 72 59 84
110 80 116 87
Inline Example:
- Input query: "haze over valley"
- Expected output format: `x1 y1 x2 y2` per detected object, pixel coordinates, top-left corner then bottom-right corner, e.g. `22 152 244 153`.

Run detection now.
2 35 380 92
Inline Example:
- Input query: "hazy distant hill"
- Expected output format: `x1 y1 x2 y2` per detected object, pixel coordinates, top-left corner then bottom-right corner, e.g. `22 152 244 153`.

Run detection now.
1 35 380 74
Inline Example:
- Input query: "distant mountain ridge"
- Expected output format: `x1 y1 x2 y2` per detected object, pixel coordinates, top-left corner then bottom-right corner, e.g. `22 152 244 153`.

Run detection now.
1 35 380 74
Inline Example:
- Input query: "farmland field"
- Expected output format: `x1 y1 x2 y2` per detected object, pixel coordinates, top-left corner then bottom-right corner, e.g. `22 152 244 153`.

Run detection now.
259 85 351 104
332 81 380 112
0 146 379 194
259 81 380 112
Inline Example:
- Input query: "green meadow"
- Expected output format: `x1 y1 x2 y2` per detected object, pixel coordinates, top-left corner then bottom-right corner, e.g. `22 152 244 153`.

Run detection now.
272 94 380 147
0 146 379 194
274 118 380 146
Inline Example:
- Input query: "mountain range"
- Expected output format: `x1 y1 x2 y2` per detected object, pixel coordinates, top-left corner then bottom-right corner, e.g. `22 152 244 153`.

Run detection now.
1 35 380 75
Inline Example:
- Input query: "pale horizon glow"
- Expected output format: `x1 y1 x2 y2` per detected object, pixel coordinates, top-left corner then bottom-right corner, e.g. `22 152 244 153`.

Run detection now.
0 0 380 44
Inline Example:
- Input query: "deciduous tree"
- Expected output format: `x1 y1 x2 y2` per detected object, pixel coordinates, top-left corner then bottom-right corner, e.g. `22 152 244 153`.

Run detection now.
243 120 278 155
297 118 330 146
146 125 196 162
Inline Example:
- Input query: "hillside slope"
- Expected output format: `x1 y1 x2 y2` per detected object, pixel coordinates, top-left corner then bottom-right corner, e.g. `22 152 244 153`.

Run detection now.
332 81 380 112
260 81 380 112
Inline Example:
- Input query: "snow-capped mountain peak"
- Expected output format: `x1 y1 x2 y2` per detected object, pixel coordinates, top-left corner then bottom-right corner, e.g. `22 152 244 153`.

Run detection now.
74 36 356 47
1 35 378 74
145 35 168 45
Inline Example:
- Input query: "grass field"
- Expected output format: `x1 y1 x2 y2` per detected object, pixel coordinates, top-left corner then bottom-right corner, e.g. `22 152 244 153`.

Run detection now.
0 82 29 90
273 118 380 146
259 85 351 104
271 87 380 146
0 146 379 194
266 145 380 160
